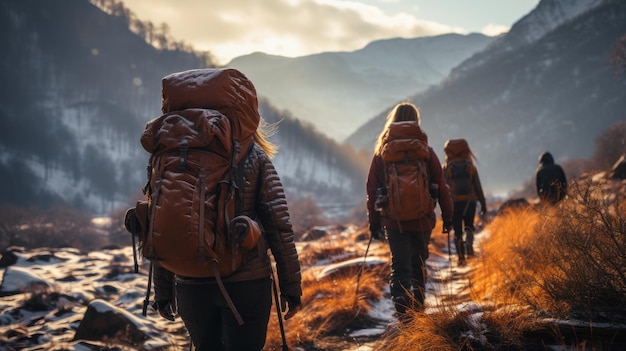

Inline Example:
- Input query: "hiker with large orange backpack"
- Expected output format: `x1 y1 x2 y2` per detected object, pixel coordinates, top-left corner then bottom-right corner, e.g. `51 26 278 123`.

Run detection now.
366 102 453 321
126 68 302 351
443 138 487 267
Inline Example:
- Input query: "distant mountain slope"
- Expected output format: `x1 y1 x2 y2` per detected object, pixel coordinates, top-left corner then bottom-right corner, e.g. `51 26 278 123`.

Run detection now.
451 0 605 74
0 0 368 215
227 33 493 141
346 0 626 194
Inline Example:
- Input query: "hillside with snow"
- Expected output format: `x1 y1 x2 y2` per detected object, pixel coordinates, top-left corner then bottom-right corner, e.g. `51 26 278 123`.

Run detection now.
346 0 626 194
0 0 368 217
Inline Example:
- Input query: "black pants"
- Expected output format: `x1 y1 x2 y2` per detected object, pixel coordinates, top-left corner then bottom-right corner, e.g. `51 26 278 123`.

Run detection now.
387 229 431 316
452 200 476 259
176 278 272 351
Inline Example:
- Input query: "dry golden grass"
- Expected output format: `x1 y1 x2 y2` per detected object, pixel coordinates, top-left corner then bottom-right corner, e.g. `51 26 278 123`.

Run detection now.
264 227 390 350
470 205 543 306
474 180 626 321
266 182 626 350
264 270 388 350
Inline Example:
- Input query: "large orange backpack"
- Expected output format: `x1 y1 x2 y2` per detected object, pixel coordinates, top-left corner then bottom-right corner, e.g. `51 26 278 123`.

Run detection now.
138 68 261 279
379 121 435 224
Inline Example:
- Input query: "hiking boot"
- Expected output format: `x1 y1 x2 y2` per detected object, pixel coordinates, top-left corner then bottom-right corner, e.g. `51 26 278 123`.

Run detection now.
458 258 467 267
467 245 475 256
464 228 474 256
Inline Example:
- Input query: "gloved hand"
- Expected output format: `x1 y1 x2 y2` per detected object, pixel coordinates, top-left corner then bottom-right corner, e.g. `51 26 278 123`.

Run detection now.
369 222 385 241
124 207 142 236
282 295 302 320
152 300 175 321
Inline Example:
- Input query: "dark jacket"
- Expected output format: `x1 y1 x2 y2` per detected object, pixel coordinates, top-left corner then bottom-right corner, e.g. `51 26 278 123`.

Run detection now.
154 144 302 301
535 152 567 204
366 147 453 232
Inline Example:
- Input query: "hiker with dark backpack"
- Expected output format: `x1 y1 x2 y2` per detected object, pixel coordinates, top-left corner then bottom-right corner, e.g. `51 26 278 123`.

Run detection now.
443 139 487 266
125 68 302 351
366 102 453 321
535 151 567 206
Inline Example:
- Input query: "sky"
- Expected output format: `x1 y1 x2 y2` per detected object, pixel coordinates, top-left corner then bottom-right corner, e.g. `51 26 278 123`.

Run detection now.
119 0 540 65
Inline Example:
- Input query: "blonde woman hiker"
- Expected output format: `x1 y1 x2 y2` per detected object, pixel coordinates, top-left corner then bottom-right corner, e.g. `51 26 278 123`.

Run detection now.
366 102 453 321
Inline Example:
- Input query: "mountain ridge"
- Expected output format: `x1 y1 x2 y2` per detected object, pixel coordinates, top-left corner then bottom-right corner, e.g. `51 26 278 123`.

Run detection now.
227 33 493 141
346 0 626 194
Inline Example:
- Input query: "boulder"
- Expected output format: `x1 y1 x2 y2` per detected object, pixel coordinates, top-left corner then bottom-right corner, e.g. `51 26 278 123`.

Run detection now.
496 198 531 216
317 256 388 280
73 299 148 346
0 266 53 297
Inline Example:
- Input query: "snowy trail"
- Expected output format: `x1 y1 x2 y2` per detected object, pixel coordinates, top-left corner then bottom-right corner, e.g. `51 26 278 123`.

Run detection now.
340 230 487 351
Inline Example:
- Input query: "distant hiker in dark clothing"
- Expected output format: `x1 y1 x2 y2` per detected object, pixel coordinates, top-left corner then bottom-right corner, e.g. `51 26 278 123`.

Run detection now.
443 139 487 266
535 151 567 205
366 102 453 320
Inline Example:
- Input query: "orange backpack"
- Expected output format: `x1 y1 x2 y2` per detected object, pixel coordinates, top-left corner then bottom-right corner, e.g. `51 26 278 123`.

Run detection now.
138 68 261 279
380 121 435 223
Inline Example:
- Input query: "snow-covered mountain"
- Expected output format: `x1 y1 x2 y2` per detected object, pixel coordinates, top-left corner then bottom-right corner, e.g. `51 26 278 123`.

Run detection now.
346 0 626 194
453 0 606 74
227 33 493 141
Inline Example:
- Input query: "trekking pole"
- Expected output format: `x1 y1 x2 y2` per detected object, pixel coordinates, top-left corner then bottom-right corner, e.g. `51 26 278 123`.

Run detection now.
270 265 290 351
142 262 153 317
445 228 451 265
131 233 139 273
354 235 373 308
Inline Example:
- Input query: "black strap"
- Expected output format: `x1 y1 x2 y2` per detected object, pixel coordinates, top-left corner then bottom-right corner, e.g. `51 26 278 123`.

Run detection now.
211 260 244 325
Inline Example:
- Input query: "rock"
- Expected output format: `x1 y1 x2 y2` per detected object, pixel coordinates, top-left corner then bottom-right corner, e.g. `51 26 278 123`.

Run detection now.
496 198 531 216
73 299 148 346
317 256 388 280
301 227 329 241
611 154 626 180
0 250 19 268
0 266 53 297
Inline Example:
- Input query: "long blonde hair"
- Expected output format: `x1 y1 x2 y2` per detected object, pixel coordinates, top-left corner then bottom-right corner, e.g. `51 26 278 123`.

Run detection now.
253 118 279 159
374 102 421 155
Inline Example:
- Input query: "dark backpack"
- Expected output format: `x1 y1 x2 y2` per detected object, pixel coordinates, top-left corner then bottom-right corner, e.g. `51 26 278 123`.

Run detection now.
379 121 435 223
443 138 474 202
446 160 472 202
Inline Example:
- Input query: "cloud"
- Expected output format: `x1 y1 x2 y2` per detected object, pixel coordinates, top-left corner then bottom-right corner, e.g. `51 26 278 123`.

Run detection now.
481 23 509 37
122 0 465 65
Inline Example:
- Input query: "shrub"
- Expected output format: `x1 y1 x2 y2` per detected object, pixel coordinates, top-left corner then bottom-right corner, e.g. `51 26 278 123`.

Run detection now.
477 181 626 321
0 205 109 251
592 121 626 171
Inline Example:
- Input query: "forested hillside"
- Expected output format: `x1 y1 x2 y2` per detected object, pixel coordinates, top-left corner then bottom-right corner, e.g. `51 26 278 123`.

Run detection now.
0 0 369 216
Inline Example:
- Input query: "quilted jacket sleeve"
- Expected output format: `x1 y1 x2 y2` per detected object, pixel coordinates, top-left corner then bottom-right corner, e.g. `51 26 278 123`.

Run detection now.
152 262 175 302
429 148 453 224
366 155 384 226
255 152 303 298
